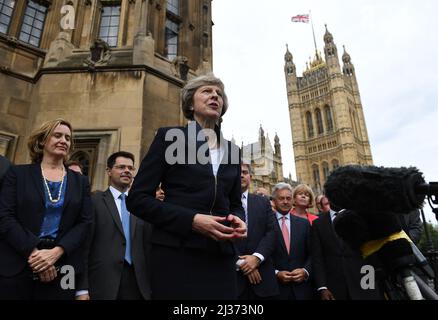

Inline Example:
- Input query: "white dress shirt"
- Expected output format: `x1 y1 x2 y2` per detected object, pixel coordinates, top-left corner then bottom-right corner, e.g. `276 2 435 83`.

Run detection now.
235 190 264 270
209 147 224 176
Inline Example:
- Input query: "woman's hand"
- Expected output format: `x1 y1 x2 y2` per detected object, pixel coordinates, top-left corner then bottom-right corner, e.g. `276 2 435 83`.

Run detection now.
226 214 247 239
28 246 64 273
192 214 239 241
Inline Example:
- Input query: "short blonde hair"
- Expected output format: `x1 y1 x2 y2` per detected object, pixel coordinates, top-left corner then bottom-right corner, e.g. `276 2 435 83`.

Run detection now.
181 73 229 120
27 119 74 163
292 184 315 208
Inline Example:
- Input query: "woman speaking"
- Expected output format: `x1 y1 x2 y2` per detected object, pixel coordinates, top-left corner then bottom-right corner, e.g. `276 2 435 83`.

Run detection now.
128 74 246 300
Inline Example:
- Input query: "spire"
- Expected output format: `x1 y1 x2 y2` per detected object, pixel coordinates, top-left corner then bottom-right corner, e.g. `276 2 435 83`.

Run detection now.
259 124 265 139
274 132 280 144
284 44 296 76
342 45 351 63
324 24 334 44
323 24 340 70
284 44 293 62
274 133 281 155
342 45 355 76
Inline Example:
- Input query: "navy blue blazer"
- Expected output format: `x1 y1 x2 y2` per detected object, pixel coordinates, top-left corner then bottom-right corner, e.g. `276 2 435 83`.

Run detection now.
236 193 279 298
0 163 92 277
127 122 244 254
272 213 313 300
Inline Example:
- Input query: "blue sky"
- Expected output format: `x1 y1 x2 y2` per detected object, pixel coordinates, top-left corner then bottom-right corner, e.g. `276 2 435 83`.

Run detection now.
212 0 438 223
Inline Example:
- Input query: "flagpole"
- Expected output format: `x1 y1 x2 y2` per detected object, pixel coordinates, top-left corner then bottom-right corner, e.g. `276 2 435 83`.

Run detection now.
309 10 318 55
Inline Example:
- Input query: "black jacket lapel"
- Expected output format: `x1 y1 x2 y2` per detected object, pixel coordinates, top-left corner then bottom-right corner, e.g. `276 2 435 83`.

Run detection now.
30 163 45 206
61 167 73 211
103 189 124 236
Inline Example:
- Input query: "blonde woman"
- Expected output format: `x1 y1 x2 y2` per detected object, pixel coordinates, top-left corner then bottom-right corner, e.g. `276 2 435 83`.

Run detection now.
0 119 92 300
291 184 318 225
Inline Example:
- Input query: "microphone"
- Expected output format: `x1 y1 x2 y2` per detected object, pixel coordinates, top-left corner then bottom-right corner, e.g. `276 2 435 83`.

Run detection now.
324 165 426 214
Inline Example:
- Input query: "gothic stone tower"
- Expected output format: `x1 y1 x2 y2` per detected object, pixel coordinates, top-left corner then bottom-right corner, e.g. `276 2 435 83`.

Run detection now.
242 126 284 193
284 26 373 194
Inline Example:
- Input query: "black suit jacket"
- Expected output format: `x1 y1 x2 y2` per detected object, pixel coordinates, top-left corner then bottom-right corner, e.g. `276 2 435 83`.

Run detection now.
311 212 381 300
127 122 244 299
0 155 11 190
127 122 244 254
398 209 423 244
272 213 313 300
0 164 92 277
236 193 279 298
77 189 151 299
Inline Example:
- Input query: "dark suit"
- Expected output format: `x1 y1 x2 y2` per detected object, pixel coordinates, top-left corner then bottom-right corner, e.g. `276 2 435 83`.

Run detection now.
0 164 92 299
272 213 313 300
0 155 11 190
127 121 244 300
236 193 278 299
398 209 423 244
77 189 151 300
311 212 382 300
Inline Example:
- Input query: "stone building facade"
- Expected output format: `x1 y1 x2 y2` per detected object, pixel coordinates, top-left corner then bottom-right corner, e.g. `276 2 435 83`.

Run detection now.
241 125 285 194
0 0 213 190
284 26 373 194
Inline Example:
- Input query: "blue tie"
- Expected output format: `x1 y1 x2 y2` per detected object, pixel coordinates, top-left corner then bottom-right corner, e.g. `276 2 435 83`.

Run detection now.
119 193 132 264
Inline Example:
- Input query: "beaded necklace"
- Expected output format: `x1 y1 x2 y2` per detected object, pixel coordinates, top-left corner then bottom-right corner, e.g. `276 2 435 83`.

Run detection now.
41 165 65 203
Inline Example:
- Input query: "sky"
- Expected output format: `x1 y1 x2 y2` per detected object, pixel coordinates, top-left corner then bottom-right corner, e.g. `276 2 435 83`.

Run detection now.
211 0 438 223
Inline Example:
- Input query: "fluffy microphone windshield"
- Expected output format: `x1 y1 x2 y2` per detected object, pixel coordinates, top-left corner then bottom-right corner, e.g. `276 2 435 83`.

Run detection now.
324 165 425 214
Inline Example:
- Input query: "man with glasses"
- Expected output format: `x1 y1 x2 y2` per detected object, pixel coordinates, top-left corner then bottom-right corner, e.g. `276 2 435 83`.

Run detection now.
77 151 151 300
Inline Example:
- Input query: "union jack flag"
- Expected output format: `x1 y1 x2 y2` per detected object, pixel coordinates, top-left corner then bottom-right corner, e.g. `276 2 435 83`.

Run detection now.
291 14 310 23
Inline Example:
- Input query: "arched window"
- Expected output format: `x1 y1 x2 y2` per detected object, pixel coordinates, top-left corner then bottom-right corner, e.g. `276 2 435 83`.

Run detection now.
332 159 339 170
312 164 320 191
316 108 324 134
306 112 314 138
325 105 334 132
322 162 330 181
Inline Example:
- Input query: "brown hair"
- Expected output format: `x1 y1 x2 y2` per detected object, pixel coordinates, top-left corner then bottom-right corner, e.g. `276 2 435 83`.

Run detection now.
292 184 315 208
27 119 74 163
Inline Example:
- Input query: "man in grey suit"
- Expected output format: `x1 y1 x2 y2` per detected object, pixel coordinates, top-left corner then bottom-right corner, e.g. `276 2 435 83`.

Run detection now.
77 151 151 300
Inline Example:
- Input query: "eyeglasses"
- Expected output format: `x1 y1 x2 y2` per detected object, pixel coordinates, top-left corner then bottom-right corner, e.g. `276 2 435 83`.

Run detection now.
113 165 136 171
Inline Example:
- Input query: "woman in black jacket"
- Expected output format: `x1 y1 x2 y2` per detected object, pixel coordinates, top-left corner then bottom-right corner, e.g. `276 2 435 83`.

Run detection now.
127 74 246 299
0 119 92 300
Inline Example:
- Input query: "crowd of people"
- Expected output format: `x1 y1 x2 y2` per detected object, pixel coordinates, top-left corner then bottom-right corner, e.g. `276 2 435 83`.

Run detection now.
0 74 423 300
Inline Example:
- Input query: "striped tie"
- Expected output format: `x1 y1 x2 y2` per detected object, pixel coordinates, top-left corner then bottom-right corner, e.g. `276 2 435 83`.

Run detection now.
281 215 290 254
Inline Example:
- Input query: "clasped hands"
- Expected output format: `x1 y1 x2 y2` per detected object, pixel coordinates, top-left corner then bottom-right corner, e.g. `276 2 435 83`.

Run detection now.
27 246 64 283
238 255 262 285
192 213 247 242
277 268 307 284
